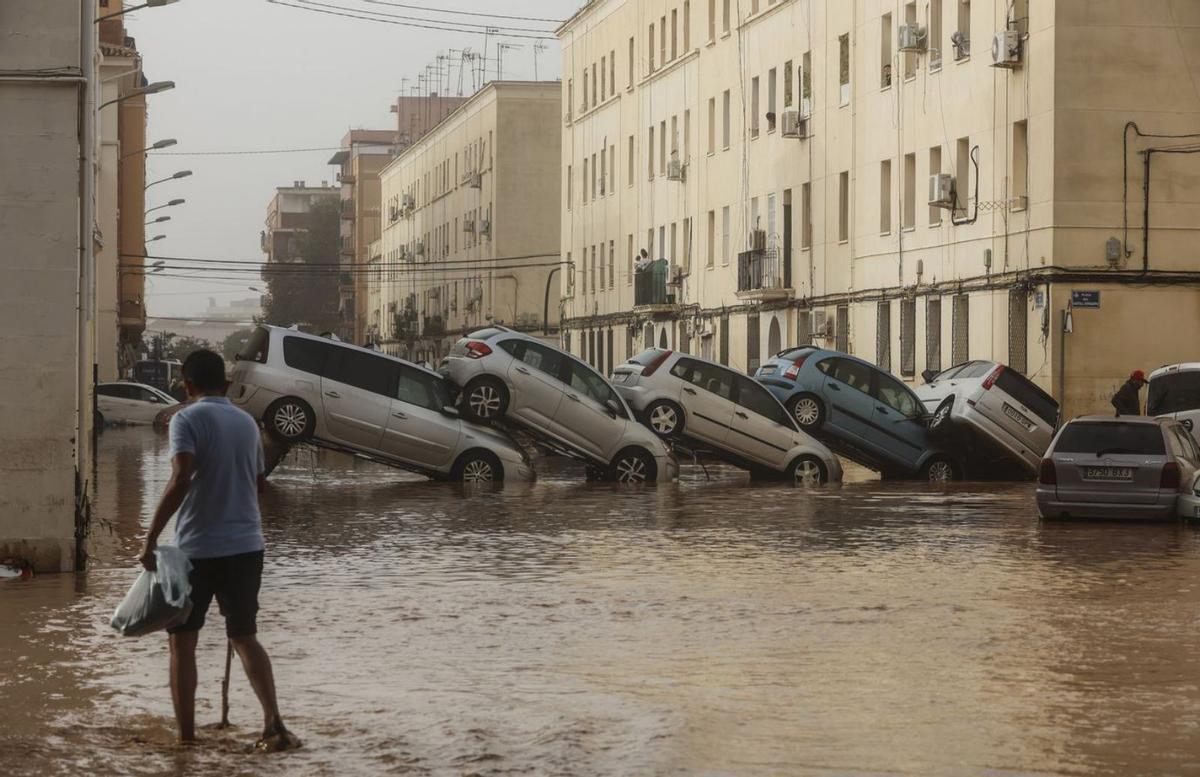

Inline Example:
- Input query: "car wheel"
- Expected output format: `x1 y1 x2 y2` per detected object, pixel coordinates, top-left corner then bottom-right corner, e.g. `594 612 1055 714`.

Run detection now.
929 398 955 438
265 397 315 443
789 455 828 486
788 393 825 430
452 450 503 484
923 456 959 483
644 400 685 438
463 378 509 422
608 448 657 484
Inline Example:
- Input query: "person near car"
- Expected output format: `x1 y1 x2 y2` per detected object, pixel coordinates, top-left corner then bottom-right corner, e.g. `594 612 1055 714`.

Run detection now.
138 349 300 752
168 378 187 403
1111 370 1147 416
634 249 651 272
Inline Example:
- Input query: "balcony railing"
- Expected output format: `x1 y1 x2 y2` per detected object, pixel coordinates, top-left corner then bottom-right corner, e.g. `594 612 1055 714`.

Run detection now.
634 259 673 307
737 249 786 293
423 315 445 337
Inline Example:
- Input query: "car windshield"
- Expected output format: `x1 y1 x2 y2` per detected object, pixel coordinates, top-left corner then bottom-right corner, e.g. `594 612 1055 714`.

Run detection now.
1054 422 1166 456
1147 371 1200 416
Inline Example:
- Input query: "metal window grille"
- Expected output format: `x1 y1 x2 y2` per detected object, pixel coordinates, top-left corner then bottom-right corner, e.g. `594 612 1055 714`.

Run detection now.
836 305 850 353
876 301 892 372
797 310 812 345
644 323 654 349
746 314 761 374
597 329 605 375
926 298 942 373
1008 288 1028 374
719 314 730 365
952 293 970 365
588 330 596 367
626 326 635 359
900 298 916 377
607 329 615 372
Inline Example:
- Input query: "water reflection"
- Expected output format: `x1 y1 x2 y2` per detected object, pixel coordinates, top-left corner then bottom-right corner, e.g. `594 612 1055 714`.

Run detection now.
2 428 1200 775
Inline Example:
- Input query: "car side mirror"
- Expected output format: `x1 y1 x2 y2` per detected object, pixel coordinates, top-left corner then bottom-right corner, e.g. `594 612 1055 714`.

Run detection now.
441 405 460 418
921 369 936 384
604 399 621 418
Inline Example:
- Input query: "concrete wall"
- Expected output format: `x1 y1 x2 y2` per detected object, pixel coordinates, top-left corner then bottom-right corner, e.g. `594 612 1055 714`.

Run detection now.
0 0 88 571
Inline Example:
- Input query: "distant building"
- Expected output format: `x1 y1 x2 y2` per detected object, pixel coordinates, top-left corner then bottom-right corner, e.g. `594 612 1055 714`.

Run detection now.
204 296 261 322
261 181 339 263
392 94 468 148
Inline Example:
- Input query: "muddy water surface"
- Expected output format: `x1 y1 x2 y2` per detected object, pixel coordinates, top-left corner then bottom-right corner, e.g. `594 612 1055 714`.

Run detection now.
3 428 1200 775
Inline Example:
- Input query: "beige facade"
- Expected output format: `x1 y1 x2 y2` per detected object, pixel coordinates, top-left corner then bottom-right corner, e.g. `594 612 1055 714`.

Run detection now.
329 129 398 344
374 81 562 362
558 0 1200 418
262 182 340 263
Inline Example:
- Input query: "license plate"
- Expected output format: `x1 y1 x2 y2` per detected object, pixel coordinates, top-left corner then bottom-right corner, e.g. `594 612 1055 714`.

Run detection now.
760 365 777 375
1194 505 1200 518
1003 403 1035 431
1083 466 1133 481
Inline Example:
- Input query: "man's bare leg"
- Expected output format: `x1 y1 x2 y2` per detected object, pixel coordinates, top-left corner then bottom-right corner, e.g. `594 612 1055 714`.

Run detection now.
169 631 199 743
230 634 298 749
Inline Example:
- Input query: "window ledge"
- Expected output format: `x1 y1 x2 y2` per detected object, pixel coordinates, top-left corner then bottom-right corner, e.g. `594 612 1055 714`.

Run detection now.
880 230 892 237
705 38 716 48
838 239 849 245
720 31 731 40
880 84 893 92
929 220 943 227
902 226 916 233
955 55 971 65
903 75 917 84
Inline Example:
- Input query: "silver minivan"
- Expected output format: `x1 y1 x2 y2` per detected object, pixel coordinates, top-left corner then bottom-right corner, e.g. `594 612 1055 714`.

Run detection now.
612 349 843 485
228 326 534 483
1147 363 1200 439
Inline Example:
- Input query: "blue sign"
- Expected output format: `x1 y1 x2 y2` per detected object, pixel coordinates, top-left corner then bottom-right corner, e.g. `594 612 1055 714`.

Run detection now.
1071 290 1101 308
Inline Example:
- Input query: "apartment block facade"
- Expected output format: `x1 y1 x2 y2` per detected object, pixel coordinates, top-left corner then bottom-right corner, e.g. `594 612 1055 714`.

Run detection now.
558 0 1200 417
374 81 562 362
262 181 340 263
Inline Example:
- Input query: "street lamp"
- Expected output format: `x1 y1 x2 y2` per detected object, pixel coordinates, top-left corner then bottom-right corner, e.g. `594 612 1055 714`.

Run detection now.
97 0 180 22
147 235 167 244
146 215 171 225
146 170 192 189
99 80 175 110
145 198 184 215
123 138 177 160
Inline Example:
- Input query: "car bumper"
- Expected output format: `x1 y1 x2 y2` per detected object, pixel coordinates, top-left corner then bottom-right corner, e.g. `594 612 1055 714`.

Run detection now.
1177 492 1200 519
443 356 484 387
656 452 679 482
1037 489 1178 520
499 457 537 483
613 384 652 413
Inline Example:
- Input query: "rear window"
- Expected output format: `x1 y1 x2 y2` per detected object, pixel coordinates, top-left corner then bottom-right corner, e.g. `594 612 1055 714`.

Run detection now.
1054 422 1166 456
627 348 668 366
775 346 816 361
957 361 995 379
1147 371 1200 416
282 336 329 376
995 369 1058 426
239 327 270 364
467 328 505 341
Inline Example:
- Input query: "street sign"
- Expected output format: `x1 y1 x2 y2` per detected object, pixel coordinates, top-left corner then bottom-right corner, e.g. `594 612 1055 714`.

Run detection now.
1070 290 1101 308
1033 290 1045 309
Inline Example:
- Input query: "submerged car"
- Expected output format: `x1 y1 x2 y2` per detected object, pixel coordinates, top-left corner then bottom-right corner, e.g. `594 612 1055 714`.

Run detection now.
1147 363 1200 439
1037 416 1200 520
612 348 842 485
96 382 179 426
756 347 961 481
442 328 677 484
914 360 1059 476
228 326 534 484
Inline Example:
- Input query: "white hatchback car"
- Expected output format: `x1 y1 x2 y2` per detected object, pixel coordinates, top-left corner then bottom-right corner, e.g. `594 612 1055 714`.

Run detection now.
1147 363 1200 441
96 382 178 425
612 349 842 485
228 326 534 484
915 361 1059 476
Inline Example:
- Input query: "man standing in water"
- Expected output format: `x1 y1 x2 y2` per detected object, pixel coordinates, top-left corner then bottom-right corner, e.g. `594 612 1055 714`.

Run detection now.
139 349 300 751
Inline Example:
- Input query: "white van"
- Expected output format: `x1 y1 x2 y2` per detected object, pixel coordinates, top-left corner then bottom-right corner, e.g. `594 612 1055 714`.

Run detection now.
1147 363 1200 438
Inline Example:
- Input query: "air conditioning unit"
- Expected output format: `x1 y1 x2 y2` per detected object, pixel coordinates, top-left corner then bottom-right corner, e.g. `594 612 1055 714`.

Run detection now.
811 310 830 338
469 173 482 189
991 29 1021 68
929 174 955 208
463 220 475 233
402 193 415 209
667 159 685 181
479 219 491 237
951 31 970 61
388 205 399 222
750 229 767 251
781 110 809 139
898 24 926 52
399 247 410 261
414 240 425 256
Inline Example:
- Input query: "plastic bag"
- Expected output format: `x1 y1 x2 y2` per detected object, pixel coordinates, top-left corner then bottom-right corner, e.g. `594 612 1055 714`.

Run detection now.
110 546 193 637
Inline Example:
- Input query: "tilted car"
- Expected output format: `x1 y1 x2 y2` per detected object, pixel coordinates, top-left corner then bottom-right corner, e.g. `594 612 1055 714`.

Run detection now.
227 326 534 484
756 347 962 481
914 360 1059 476
611 348 842 485
1037 416 1200 520
1147 363 1200 440
441 328 677 484
96 382 179 426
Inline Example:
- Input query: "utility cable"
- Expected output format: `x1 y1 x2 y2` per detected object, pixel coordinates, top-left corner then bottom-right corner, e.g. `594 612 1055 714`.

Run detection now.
355 0 564 24
296 0 555 33
266 0 557 39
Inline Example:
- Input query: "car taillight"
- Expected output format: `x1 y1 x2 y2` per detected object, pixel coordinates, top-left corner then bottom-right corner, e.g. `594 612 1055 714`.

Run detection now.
982 365 1005 390
641 349 673 378
784 353 809 380
1038 458 1057 485
1161 461 1181 490
464 341 492 359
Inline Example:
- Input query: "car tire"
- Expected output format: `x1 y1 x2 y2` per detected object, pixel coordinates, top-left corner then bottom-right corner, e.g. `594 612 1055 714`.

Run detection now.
788 455 828 486
788 393 825 430
929 398 955 438
452 449 504 484
643 399 685 439
265 397 315 443
922 456 959 483
608 447 657 484
462 378 509 422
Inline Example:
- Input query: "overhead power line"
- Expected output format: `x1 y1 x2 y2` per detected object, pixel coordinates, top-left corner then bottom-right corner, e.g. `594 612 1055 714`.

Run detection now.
131 262 564 282
354 0 564 24
266 0 557 39
123 251 561 269
298 0 554 34
151 145 343 156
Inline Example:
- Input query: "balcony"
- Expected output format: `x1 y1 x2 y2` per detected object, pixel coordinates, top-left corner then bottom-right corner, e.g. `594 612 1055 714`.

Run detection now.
119 300 146 329
422 315 445 337
736 250 793 302
633 260 678 315
338 172 356 185
340 236 355 256
340 198 355 220
394 309 417 340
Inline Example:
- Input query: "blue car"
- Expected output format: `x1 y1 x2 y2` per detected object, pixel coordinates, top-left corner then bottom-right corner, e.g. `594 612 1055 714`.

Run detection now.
755 347 962 481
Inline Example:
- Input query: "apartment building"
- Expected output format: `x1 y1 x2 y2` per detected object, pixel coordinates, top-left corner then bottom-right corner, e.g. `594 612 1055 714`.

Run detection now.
392 93 468 147
262 181 340 263
558 0 1200 417
375 81 562 362
328 129 398 344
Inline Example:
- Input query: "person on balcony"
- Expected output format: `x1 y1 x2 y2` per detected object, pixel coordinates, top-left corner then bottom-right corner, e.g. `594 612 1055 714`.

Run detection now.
635 249 651 273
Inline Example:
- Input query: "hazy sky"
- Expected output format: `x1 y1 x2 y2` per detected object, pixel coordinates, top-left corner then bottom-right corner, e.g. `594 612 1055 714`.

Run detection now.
126 0 566 318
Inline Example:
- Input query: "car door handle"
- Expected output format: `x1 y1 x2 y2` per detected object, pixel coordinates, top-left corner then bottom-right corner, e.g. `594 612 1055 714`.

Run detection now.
515 366 531 375
567 393 581 402
683 387 697 395
829 384 841 391
324 391 341 399
735 411 749 419
876 405 889 414
392 412 407 420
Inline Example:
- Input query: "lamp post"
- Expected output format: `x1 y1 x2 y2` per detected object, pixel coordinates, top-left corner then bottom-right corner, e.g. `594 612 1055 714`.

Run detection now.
123 138 177 159
146 170 192 189
99 80 174 110
145 198 185 216
97 0 180 22
146 215 171 226
146 235 167 244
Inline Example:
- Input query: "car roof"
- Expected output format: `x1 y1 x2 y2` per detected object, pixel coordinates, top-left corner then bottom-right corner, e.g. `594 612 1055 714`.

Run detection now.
1067 415 1169 426
99 381 160 390
1149 363 1200 379
263 324 444 379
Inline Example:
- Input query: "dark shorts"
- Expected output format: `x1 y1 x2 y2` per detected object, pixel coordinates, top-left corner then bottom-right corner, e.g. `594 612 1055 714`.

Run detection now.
167 550 263 638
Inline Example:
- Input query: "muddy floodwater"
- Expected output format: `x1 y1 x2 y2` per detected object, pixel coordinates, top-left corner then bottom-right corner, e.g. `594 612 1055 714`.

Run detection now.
5 429 1200 775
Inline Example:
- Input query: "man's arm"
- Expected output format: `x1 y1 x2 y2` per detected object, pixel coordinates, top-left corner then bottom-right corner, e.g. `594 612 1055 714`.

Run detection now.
139 452 194 570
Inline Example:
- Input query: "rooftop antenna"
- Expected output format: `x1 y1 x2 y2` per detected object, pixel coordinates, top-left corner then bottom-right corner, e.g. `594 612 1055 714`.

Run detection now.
533 41 547 81
482 27 500 84
498 42 522 81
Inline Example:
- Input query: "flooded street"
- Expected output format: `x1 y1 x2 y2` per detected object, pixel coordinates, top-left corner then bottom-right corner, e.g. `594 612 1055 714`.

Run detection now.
4 429 1200 775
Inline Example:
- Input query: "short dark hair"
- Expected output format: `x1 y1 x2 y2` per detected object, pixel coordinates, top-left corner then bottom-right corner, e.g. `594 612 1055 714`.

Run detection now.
182 349 226 392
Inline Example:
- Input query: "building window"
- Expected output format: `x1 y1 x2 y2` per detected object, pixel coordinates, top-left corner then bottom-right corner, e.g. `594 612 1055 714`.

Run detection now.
784 59 794 107
836 305 850 353
1013 120 1028 209
926 297 941 372
956 0 971 60
627 234 634 284
610 50 615 95
628 134 635 184
707 210 716 268
876 301 892 372
671 8 678 60
648 126 655 179
591 152 597 199
903 152 916 229
567 164 572 210
683 109 691 161
838 171 850 242
747 314 761 373
722 89 731 148
610 143 616 191
671 114 679 158
647 227 654 261
682 217 692 273
767 67 777 130
903 2 918 79
801 181 812 249
609 240 615 288
708 0 716 41
801 51 812 114
930 0 943 69
582 157 588 203
880 159 892 234
670 222 678 267
722 0 730 33
750 76 760 138
881 12 893 89
660 120 667 175
649 23 656 72
929 145 943 225
900 298 916 377
591 245 598 294
661 14 667 66
600 147 607 194
600 55 606 100
839 33 851 106
952 293 969 364
628 37 635 88
683 2 690 49
956 136 971 211
721 205 731 264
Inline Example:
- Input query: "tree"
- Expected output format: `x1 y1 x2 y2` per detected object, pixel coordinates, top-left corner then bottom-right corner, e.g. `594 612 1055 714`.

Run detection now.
163 335 213 361
222 328 256 363
261 196 341 333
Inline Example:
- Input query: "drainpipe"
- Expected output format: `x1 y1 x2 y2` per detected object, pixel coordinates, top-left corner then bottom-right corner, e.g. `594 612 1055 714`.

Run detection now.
543 267 560 335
